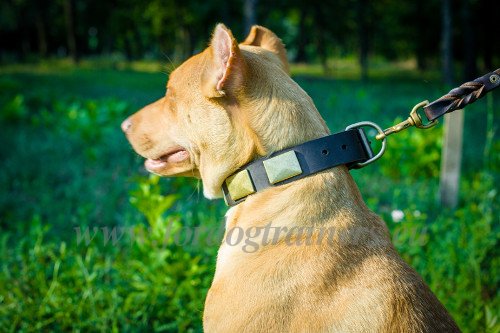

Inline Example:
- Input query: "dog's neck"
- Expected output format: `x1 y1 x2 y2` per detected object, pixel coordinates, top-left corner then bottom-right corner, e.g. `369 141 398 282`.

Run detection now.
207 49 332 199
224 166 368 232
221 128 372 206
241 49 331 153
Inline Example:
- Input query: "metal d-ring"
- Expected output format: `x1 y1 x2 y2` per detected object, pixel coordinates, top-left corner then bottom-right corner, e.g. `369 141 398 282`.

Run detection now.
345 121 387 168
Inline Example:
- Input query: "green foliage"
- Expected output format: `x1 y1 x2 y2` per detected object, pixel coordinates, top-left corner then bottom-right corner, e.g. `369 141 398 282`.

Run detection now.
383 172 499 332
129 175 180 226
0 183 211 332
0 64 498 332
0 94 28 123
427 172 499 331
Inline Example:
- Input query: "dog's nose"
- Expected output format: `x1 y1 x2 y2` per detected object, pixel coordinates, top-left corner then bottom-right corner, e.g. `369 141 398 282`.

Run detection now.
121 117 132 132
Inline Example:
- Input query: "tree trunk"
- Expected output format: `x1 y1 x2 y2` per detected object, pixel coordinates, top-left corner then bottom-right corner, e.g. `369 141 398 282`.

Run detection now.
479 0 493 71
63 0 78 62
318 40 330 76
415 1 427 72
294 9 308 63
440 0 463 209
312 6 330 75
416 47 427 72
35 12 48 57
20 23 31 61
124 31 133 62
357 0 369 81
440 111 464 209
133 27 144 59
244 0 258 35
174 28 191 63
441 0 453 86
461 0 477 80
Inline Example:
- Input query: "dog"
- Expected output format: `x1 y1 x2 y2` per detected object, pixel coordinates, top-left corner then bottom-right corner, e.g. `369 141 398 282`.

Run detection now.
121 24 460 332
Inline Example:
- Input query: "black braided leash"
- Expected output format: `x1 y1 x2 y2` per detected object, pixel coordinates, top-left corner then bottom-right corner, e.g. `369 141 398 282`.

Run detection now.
424 68 500 121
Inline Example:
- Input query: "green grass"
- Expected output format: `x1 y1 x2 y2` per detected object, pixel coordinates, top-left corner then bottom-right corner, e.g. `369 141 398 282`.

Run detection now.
0 66 166 109
0 60 498 332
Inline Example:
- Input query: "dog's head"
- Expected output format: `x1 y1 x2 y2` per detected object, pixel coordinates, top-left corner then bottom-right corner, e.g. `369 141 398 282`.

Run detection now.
122 24 329 198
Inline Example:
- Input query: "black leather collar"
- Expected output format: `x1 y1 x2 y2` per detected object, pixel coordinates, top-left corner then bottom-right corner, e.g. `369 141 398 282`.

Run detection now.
222 128 374 206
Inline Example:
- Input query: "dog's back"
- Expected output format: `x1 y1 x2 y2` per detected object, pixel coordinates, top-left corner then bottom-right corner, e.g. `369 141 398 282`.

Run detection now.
204 171 459 332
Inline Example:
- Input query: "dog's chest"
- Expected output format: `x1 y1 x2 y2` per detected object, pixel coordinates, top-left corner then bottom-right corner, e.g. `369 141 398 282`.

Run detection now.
216 207 236 271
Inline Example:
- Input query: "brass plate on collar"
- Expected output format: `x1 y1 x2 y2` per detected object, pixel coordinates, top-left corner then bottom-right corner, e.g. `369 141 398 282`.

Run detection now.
225 169 255 201
263 150 303 184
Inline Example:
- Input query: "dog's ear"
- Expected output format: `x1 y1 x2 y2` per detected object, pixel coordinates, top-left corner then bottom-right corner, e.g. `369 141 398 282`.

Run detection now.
242 25 289 73
202 23 246 98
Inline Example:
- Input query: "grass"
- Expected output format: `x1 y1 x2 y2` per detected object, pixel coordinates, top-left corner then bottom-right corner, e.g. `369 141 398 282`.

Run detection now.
0 59 498 332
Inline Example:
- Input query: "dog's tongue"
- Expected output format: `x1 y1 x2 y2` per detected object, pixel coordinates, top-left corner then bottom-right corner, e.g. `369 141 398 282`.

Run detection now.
163 150 189 163
145 150 189 173
145 150 189 170
145 158 167 171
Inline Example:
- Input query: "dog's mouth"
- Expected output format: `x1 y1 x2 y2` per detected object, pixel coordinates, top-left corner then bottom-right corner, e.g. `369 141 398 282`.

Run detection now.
144 147 190 173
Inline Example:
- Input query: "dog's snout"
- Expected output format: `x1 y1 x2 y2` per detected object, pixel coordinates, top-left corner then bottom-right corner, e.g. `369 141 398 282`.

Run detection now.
121 117 132 132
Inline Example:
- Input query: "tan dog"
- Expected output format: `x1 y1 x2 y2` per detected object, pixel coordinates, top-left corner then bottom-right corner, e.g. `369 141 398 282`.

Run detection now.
122 24 460 332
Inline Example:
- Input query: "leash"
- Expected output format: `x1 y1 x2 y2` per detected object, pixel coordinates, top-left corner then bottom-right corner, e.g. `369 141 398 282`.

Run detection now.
222 69 499 206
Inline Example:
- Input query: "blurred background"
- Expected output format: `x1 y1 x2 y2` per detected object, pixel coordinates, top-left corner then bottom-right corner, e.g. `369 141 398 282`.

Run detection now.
0 0 498 332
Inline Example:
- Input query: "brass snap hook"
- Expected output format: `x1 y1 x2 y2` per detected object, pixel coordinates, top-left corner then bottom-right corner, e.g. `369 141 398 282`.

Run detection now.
375 100 438 140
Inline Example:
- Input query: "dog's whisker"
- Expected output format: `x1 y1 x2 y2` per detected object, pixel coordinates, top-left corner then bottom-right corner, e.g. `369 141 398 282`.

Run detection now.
160 52 176 76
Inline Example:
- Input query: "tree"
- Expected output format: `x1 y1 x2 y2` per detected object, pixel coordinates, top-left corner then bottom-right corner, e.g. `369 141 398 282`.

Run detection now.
357 0 370 81
461 0 477 80
439 0 463 209
63 0 78 62
244 0 258 35
34 1 48 57
294 8 309 63
441 0 453 86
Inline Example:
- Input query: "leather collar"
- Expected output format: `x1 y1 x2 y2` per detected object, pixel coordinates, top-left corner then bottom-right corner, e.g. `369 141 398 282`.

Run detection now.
221 128 374 206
